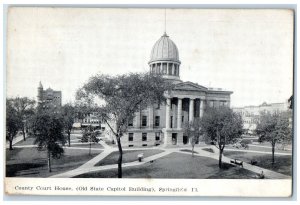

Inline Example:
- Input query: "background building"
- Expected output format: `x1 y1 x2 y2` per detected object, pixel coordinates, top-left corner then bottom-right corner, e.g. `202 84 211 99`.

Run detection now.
233 101 289 134
37 81 62 110
121 33 232 147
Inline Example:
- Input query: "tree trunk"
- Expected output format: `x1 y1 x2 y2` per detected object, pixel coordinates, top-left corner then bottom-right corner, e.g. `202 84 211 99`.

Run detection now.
68 132 71 147
89 141 91 156
219 148 223 169
192 145 194 157
272 144 275 165
9 138 13 150
48 150 52 172
22 126 26 141
116 135 123 178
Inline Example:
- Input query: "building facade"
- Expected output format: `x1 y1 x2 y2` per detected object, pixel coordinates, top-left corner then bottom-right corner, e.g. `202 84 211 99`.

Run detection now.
233 101 289 134
121 33 233 147
37 81 62 110
73 112 102 129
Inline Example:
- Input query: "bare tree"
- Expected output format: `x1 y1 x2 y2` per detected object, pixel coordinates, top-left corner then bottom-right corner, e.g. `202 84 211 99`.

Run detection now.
183 118 202 157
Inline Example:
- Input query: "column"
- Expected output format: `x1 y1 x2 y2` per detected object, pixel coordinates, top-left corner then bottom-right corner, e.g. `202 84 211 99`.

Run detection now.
172 64 175 75
148 105 153 128
199 99 204 118
177 98 182 129
189 98 194 122
167 63 169 75
165 98 171 129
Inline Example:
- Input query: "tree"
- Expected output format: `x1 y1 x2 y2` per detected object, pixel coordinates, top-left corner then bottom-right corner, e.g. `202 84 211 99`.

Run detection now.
201 106 244 168
80 125 100 155
183 118 203 157
77 72 170 178
61 104 76 147
28 109 65 172
9 97 35 141
6 99 22 150
256 111 291 164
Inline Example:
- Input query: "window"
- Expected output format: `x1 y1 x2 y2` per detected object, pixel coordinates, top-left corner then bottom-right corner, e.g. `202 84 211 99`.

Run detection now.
170 116 173 128
128 133 133 141
128 118 133 126
155 116 160 126
142 144 147 147
129 145 134 147
142 116 147 126
182 116 184 122
155 132 160 141
142 133 147 141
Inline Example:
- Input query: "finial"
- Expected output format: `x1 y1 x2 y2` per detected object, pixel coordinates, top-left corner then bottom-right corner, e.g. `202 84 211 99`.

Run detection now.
164 8 167 34
39 81 43 88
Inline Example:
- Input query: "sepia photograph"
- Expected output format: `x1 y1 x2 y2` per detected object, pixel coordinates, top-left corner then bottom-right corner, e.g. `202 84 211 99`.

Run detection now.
4 6 294 197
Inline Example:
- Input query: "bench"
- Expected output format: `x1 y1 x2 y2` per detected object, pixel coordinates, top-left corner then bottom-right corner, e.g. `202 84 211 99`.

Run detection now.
137 153 144 162
230 159 243 167
250 160 258 165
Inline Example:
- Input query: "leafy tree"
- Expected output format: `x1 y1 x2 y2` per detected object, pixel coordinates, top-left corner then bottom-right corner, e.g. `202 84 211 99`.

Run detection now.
256 111 291 164
28 109 65 172
6 99 22 150
201 106 244 168
80 125 100 155
61 103 76 147
77 72 170 178
183 118 203 157
9 97 35 141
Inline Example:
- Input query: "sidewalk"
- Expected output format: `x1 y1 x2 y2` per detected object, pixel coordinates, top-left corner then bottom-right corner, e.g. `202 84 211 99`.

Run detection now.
192 146 290 179
50 149 172 178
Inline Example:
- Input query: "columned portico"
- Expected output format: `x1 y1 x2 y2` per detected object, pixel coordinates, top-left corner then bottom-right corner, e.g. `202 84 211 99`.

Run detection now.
165 98 171 129
200 99 204 118
189 98 195 122
177 98 182 129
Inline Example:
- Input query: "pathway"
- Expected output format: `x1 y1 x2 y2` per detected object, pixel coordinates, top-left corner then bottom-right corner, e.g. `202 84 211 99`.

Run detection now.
193 146 290 179
50 148 172 178
224 148 292 156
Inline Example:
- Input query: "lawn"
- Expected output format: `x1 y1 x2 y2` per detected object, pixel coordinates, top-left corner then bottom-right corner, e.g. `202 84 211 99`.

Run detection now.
76 152 258 179
223 151 292 176
14 136 36 146
95 149 164 166
6 147 102 177
69 143 104 149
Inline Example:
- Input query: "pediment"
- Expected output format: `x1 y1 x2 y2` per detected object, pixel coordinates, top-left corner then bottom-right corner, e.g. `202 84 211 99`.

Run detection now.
173 81 208 92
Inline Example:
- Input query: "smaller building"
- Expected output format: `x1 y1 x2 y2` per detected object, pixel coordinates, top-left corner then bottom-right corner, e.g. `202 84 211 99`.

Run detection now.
233 101 289 134
73 112 101 129
37 81 62 110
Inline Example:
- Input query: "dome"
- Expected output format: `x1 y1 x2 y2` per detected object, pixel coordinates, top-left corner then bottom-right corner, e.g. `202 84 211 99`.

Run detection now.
149 33 180 63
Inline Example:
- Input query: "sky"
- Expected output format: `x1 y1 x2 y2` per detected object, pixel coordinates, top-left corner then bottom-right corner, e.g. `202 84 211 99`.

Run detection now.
6 8 294 107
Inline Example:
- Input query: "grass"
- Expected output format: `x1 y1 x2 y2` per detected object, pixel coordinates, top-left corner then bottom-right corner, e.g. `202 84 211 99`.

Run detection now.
6 147 102 177
223 151 292 176
180 149 199 154
14 136 36 146
69 143 104 149
202 148 214 153
75 152 258 179
95 149 164 166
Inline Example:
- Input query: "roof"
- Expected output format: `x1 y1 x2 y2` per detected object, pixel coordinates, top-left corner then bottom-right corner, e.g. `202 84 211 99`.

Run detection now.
149 33 180 63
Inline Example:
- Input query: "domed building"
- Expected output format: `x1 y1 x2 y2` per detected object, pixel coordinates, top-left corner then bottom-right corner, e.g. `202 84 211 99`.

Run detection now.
122 33 233 147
